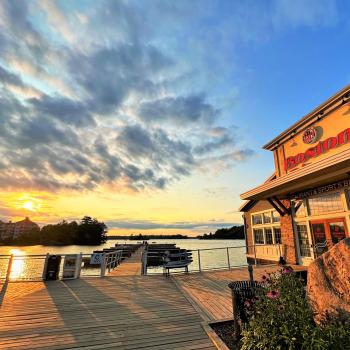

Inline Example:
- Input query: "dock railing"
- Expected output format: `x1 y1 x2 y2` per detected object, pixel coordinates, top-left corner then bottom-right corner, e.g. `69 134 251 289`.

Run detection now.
101 250 123 277
0 251 124 281
144 243 285 275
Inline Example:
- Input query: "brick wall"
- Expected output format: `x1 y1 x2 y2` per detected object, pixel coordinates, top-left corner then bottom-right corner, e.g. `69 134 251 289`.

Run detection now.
280 200 298 264
243 199 299 265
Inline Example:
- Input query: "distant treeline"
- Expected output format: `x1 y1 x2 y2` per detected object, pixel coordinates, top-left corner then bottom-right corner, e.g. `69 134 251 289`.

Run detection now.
107 225 245 240
197 225 244 240
5 216 107 246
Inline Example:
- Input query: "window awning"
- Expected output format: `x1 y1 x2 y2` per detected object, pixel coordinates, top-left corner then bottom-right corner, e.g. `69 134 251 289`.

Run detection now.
240 148 350 201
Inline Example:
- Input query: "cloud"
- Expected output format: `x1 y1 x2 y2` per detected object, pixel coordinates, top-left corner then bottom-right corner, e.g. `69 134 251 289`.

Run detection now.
138 95 219 125
0 0 256 194
29 95 95 127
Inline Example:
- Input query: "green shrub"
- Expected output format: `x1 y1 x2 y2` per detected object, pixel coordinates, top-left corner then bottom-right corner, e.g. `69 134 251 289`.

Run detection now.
240 268 350 350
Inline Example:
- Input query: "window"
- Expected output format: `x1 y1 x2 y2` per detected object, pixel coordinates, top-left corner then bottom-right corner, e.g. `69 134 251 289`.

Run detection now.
292 199 307 217
252 214 262 225
274 227 281 244
308 192 343 216
297 224 311 257
254 229 264 244
265 228 273 244
263 212 271 224
272 210 280 223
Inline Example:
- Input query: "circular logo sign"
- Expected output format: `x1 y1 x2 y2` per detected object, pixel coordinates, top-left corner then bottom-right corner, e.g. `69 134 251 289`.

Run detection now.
302 127 318 144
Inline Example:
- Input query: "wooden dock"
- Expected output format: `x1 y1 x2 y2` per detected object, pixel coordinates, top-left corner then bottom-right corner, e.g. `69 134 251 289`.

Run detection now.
0 276 215 350
109 246 144 276
173 265 307 321
0 245 307 350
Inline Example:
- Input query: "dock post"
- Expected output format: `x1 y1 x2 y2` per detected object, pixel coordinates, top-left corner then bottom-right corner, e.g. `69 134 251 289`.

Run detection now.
226 247 230 269
248 264 254 282
5 254 14 281
100 253 106 277
141 249 148 275
231 291 240 340
197 250 201 272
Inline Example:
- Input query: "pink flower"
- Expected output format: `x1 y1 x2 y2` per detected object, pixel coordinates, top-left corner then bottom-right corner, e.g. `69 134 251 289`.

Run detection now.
282 266 293 274
267 290 280 299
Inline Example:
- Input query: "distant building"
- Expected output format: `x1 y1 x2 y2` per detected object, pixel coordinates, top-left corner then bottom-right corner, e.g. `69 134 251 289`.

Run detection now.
0 217 39 241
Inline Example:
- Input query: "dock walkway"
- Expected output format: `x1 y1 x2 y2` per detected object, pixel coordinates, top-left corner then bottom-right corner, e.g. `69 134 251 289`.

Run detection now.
109 246 144 277
173 265 307 321
0 276 215 350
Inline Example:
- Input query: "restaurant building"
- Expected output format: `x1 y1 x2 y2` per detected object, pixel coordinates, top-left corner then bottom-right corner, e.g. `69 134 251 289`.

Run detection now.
240 84 350 266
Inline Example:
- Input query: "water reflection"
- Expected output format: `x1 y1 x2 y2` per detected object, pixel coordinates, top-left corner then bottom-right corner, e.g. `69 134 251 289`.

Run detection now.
9 249 25 280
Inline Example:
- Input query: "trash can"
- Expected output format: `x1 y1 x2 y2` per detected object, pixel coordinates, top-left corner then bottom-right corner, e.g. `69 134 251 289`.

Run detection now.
45 255 61 280
228 281 261 323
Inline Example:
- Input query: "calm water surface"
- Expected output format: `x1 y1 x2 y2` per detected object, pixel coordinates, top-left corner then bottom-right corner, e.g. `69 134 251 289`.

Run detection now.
0 239 247 279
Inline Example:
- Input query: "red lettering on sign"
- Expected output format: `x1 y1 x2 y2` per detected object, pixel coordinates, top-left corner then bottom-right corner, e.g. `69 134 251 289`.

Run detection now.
284 128 350 171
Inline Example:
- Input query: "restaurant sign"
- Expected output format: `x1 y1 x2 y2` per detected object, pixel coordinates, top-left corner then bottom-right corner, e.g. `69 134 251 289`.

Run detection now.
291 178 350 199
284 128 350 171
302 127 318 144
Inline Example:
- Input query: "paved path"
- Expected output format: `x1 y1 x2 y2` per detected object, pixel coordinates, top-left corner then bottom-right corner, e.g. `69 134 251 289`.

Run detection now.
0 276 215 350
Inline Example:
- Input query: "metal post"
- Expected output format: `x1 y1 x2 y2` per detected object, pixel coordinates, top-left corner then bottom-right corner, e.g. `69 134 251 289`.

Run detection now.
253 244 257 266
42 253 49 280
248 264 254 282
231 291 240 340
100 253 106 277
6 254 14 281
226 247 230 269
76 253 82 279
142 250 148 275
197 250 201 272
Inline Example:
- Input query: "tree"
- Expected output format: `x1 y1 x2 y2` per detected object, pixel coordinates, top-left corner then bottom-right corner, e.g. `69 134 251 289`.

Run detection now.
75 216 108 245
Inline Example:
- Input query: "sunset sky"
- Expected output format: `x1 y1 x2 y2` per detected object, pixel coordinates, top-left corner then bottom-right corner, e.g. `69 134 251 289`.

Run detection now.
0 0 349 235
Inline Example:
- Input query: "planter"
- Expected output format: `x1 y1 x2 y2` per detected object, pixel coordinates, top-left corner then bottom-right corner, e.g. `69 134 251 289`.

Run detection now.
203 319 239 350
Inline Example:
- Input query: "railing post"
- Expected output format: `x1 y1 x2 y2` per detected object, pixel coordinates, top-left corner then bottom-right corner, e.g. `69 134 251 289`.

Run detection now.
253 244 257 266
197 250 201 272
6 254 14 281
76 253 82 279
142 250 148 275
42 253 49 280
100 253 106 277
226 247 230 269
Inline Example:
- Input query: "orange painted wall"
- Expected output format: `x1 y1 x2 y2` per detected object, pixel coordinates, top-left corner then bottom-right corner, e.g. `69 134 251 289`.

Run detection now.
274 103 350 177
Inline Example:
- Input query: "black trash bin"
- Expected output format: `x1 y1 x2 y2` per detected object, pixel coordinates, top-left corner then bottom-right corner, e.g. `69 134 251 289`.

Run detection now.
228 281 261 323
45 255 61 280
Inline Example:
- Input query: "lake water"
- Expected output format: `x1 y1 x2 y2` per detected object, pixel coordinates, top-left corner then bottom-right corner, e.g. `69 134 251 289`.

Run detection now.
0 239 247 279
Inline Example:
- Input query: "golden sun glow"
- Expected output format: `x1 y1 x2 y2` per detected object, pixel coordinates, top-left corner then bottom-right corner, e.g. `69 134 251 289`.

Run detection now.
22 201 35 211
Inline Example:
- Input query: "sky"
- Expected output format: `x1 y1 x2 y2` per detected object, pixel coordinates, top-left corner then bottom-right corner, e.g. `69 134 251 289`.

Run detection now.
0 0 349 236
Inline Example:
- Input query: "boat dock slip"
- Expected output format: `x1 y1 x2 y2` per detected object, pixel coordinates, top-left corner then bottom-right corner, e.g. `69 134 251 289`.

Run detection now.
0 277 215 350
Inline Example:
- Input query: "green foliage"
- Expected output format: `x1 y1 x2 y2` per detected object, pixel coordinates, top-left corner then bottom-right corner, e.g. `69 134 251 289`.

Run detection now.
240 269 350 350
7 216 108 246
198 225 244 239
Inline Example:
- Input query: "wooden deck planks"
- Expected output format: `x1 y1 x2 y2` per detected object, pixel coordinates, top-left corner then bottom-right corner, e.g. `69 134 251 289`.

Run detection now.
0 276 215 350
109 247 144 276
173 264 307 321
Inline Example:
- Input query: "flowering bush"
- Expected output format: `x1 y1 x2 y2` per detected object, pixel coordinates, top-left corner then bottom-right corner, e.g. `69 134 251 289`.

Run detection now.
240 268 350 350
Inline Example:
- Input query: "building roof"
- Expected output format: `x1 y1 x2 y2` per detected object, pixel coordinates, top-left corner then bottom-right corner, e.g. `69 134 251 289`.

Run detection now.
241 147 350 200
263 84 350 151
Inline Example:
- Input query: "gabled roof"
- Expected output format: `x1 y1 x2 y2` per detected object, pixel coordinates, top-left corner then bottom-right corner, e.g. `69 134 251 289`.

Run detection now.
263 84 350 151
239 172 276 212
